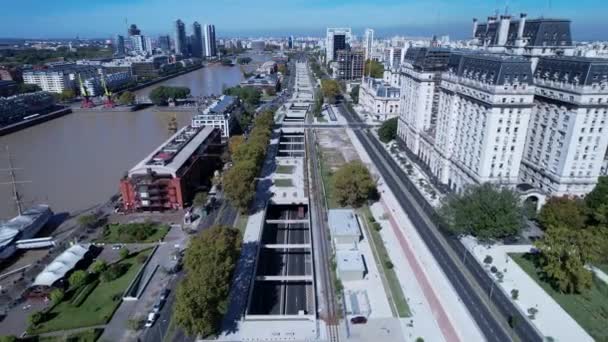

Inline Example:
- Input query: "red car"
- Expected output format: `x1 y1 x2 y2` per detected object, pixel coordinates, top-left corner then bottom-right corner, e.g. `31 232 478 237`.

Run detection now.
350 316 367 324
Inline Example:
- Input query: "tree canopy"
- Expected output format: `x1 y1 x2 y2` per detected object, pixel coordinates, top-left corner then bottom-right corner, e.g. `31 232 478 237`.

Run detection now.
350 85 360 104
68 270 87 289
149 86 190 105
321 79 341 103
332 161 377 207
585 176 608 224
236 57 252 64
223 86 261 107
538 196 587 231
174 225 241 337
364 60 384 78
439 183 524 241
118 91 136 105
378 117 398 143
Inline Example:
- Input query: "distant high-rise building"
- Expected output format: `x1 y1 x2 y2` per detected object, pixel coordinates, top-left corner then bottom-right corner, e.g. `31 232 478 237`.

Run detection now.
335 49 364 80
326 27 351 62
128 24 141 36
192 22 203 58
145 36 153 54
364 28 374 60
159 35 171 53
114 35 126 55
288 36 293 49
203 24 217 57
130 35 147 55
174 19 188 55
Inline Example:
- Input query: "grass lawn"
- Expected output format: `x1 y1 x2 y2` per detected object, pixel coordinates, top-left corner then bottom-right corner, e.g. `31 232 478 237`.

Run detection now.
274 178 293 187
510 253 608 341
318 149 340 209
30 250 151 334
359 206 411 317
275 165 295 174
38 328 103 341
97 222 169 243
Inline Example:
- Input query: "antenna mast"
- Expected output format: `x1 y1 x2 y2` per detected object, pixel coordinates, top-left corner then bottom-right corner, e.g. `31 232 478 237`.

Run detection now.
0 146 31 215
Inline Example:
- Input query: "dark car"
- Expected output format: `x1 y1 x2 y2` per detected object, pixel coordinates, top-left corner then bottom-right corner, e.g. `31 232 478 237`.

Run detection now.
160 288 170 301
350 316 367 324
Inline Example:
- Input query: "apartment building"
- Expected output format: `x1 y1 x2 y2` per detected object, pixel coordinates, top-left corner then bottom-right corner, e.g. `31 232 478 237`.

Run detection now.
520 57 608 196
23 65 98 93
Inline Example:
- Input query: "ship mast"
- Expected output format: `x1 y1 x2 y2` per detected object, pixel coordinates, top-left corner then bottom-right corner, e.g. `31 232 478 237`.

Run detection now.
0 146 31 216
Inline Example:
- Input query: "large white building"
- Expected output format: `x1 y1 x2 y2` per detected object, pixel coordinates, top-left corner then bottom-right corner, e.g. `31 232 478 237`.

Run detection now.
326 27 352 62
203 24 217 57
364 28 374 60
191 95 240 138
23 64 98 93
359 76 400 121
520 57 608 196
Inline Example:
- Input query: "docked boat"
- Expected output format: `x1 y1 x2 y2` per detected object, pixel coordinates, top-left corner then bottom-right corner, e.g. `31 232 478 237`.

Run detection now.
0 205 53 260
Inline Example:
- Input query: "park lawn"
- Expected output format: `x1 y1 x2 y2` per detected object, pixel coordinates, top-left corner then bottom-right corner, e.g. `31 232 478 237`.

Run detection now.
30 250 151 334
359 206 411 317
318 150 340 209
97 222 169 243
274 178 293 187
510 253 608 342
275 165 295 174
38 328 103 341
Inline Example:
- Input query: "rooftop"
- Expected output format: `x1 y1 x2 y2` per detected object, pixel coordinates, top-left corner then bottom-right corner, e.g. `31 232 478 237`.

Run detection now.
129 125 215 177
32 244 90 287
336 250 365 272
328 209 361 237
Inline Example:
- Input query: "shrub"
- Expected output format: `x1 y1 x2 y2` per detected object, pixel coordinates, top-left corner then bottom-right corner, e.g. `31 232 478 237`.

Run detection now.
385 261 394 269
28 311 46 327
68 270 88 289
91 260 108 274
511 289 519 300
49 288 65 304
490 266 498 273
372 222 382 231
527 307 538 319
483 255 493 265
101 264 128 282
119 247 130 260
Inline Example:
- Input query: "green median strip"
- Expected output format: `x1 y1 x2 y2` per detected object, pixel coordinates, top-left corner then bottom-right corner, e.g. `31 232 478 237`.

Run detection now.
360 206 411 317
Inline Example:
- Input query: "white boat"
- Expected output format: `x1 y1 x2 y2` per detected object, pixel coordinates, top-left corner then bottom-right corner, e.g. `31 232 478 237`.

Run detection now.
0 205 53 260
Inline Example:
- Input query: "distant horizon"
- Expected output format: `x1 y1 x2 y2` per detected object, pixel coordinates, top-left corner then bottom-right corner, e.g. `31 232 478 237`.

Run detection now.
1 0 607 41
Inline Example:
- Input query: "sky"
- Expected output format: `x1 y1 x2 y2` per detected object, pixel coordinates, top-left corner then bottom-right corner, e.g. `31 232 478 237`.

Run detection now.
1 0 607 40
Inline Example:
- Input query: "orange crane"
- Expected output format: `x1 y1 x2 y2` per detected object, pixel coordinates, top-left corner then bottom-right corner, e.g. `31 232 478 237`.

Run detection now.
78 74 95 108
101 76 115 108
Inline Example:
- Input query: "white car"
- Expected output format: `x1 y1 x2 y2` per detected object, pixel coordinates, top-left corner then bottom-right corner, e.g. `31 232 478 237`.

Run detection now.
145 312 157 328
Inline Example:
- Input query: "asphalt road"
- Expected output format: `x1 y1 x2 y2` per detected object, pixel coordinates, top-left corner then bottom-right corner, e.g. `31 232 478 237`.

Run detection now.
337 101 542 342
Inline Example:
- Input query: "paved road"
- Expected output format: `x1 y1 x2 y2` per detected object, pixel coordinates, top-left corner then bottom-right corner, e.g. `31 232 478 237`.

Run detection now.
337 102 542 342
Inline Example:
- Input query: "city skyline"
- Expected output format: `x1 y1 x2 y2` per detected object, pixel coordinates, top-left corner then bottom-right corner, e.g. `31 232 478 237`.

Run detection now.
1 0 608 40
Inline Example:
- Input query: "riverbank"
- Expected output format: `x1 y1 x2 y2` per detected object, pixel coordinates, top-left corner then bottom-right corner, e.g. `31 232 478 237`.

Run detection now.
121 64 204 95
0 106 72 137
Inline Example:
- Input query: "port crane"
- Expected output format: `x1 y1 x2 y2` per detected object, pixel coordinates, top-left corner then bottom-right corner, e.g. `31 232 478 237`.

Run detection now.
101 77 115 108
78 73 95 108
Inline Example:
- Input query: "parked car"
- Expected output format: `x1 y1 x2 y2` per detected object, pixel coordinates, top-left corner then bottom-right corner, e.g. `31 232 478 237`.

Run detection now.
112 244 122 250
145 312 158 327
159 288 170 301
152 299 164 314
350 316 367 324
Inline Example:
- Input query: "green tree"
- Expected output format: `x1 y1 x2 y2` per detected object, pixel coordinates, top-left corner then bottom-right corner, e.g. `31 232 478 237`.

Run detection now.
28 311 45 327
49 288 65 304
228 135 245 156
59 89 76 102
535 224 602 293
236 57 252 64
90 260 108 274
585 176 608 224
223 160 257 212
332 161 377 207
321 79 340 103
364 59 384 78
538 196 587 231
68 270 88 289
77 214 97 228
224 86 261 107
174 226 241 337
350 85 360 104
17 83 41 94
378 117 398 143
193 192 208 207
118 91 136 105
439 183 524 241
149 86 191 105
119 247 130 260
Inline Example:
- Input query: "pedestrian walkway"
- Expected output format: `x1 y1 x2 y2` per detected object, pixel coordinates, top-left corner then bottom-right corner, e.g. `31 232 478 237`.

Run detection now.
461 237 594 342
346 128 485 342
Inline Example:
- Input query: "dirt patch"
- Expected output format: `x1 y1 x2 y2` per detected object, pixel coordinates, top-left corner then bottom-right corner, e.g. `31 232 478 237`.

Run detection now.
316 128 359 170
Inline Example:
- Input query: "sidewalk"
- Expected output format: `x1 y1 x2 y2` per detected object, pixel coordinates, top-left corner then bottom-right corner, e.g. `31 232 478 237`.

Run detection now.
461 237 594 342
346 128 485 342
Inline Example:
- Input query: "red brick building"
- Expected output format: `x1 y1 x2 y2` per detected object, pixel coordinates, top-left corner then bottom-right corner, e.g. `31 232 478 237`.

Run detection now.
119 125 222 212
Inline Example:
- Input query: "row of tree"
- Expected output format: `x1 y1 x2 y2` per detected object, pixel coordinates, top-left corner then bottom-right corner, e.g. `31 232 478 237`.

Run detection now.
173 226 241 337
149 86 191 106
534 177 608 293
223 110 275 212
